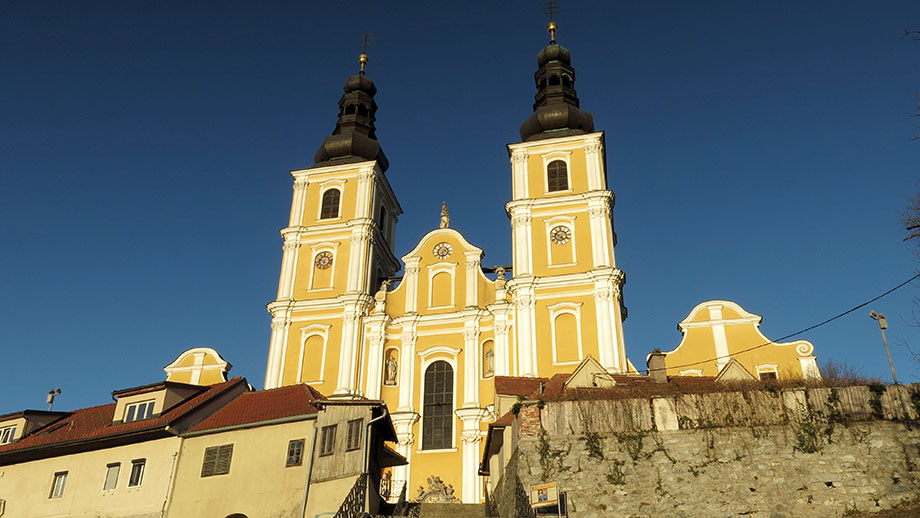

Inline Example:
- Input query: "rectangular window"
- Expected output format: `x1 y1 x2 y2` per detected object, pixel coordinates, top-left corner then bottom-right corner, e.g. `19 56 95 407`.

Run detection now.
201 444 233 477
124 400 155 423
128 459 145 487
759 371 778 381
0 425 16 445
103 463 120 491
286 439 305 467
345 419 363 451
319 425 336 456
49 471 68 499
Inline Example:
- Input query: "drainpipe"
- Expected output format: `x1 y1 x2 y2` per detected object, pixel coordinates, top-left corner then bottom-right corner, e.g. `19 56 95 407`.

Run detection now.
363 406 389 514
160 426 182 518
301 423 319 518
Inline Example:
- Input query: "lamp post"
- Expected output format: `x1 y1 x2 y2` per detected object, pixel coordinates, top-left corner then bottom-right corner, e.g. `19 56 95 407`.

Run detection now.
869 310 898 385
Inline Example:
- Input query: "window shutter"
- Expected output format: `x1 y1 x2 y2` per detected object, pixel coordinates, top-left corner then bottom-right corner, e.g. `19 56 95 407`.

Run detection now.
201 446 218 477
215 444 233 475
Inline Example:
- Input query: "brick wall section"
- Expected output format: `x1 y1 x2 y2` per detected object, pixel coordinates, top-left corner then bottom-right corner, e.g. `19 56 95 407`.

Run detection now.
517 404 541 438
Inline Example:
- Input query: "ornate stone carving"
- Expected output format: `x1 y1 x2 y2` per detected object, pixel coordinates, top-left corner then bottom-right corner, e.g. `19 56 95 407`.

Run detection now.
417 476 460 503
357 169 375 182
511 150 529 164
494 321 510 335
283 241 300 252
439 201 450 229
585 140 603 154
511 214 532 228
270 319 290 331
463 328 479 341
465 261 480 271
595 287 616 301
374 279 390 311
405 266 420 276
589 206 610 218
293 178 308 191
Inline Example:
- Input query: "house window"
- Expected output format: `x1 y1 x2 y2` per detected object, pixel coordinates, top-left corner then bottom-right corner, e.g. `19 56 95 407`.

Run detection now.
286 439 305 467
124 400 155 423
759 371 778 381
319 425 336 456
102 463 120 491
49 471 68 498
346 419 363 451
546 160 568 192
320 189 341 219
422 360 454 450
128 459 145 487
0 425 16 445
201 444 233 477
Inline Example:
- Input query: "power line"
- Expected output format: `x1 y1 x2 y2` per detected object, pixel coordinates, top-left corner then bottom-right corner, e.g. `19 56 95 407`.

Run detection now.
644 271 920 375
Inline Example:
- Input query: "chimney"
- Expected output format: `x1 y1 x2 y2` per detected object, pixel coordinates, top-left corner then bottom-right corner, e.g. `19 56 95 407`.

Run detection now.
647 349 668 383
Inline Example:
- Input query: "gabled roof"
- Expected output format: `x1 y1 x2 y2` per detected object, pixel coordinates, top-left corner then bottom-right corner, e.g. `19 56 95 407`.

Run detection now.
0 378 247 465
189 384 324 433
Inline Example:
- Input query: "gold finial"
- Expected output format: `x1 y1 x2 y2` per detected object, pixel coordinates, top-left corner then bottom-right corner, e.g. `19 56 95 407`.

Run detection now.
359 32 373 75
543 1 559 43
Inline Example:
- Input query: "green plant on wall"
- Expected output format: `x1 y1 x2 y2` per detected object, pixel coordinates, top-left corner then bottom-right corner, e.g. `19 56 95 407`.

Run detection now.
793 404 822 454
581 431 604 461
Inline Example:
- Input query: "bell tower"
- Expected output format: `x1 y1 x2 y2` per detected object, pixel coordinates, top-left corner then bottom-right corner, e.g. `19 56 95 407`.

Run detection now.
265 51 402 396
506 21 628 376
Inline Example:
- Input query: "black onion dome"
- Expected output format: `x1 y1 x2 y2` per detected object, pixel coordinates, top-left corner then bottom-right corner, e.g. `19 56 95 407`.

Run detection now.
313 73 389 171
519 43 594 142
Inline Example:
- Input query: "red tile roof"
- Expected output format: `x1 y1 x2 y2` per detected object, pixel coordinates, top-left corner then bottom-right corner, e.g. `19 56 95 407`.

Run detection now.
493 376 548 396
189 384 324 433
0 378 246 457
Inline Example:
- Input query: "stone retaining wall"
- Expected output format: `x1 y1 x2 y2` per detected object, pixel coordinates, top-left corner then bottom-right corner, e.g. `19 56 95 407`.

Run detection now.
491 384 920 518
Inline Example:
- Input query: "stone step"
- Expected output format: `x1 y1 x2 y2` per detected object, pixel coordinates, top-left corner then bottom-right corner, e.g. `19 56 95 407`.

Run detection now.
418 502 488 518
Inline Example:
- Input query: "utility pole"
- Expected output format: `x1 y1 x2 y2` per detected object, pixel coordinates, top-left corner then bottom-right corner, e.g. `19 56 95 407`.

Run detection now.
869 310 898 385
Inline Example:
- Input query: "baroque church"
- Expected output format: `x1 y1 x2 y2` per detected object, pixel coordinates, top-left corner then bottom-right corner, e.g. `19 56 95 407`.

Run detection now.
260 23 820 504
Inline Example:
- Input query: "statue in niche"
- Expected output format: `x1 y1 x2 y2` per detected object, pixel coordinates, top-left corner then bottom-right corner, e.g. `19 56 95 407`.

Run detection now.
439 201 450 229
483 346 494 378
384 351 398 386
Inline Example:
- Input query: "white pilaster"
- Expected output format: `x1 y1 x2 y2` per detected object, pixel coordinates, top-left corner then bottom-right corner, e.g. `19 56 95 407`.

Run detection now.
289 177 309 226
365 324 386 400
355 166 376 219
588 200 612 268
493 315 511 377
708 305 730 371
456 408 489 503
277 236 300 299
510 149 529 199
584 138 604 191
335 307 362 395
513 287 538 377
462 321 480 407
390 411 419 501
404 259 420 314
398 322 419 412
464 251 481 308
265 315 291 389
510 208 533 276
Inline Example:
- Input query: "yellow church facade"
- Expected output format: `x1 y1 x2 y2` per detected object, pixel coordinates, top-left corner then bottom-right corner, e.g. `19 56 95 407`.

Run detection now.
261 28 818 504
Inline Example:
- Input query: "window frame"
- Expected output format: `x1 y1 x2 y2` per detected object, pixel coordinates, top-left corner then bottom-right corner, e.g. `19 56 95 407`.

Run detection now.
49 471 68 499
319 187 342 220
0 425 16 445
286 438 306 467
421 360 455 451
127 458 146 487
102 462 120 492
345 419 363 452
546 160 569 192
319 425 337 457
124 400 155 423
201 444 234 477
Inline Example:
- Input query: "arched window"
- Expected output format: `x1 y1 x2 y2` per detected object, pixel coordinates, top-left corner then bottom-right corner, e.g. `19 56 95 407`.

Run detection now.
320 189 340 219
549 75 560 86
422 360 453 450
547 160 568 192
379 206 387 237
345 104 356 115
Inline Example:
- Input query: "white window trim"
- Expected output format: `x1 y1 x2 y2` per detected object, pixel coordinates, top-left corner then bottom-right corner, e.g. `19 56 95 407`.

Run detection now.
317 180 346 221
548 302 584 365
50 471 67 499
416 347 461 452
307 241 341 292
755 364 779 378
127 459 146 488
0 425 16 445
426 262 457 309
102 463 120 492
297 324 331 384
124 400 155 423
541 151 573 195
679 369 703 377
543 215 577 268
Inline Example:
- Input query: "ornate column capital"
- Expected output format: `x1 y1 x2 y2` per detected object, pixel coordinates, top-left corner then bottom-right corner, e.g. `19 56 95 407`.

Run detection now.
293 178 309 191
511 150 529 164
405 266 420 276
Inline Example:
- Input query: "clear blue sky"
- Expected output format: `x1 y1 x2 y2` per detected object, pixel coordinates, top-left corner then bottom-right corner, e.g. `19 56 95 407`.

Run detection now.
2 1 918 413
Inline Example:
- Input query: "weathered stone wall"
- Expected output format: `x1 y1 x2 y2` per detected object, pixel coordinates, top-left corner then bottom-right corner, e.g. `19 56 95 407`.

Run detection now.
492 384 920 518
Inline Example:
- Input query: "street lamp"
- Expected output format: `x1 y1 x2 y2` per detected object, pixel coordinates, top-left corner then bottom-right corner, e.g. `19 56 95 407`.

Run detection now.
869 310 898 385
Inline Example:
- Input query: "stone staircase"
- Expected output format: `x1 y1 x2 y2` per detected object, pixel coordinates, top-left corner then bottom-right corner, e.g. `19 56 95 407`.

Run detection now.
418 502 489 518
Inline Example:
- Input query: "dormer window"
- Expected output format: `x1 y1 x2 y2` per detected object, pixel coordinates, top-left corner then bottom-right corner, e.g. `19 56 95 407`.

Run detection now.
124 400 155 423
0 425 16 444
547 160 568 192
320 189 341 219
